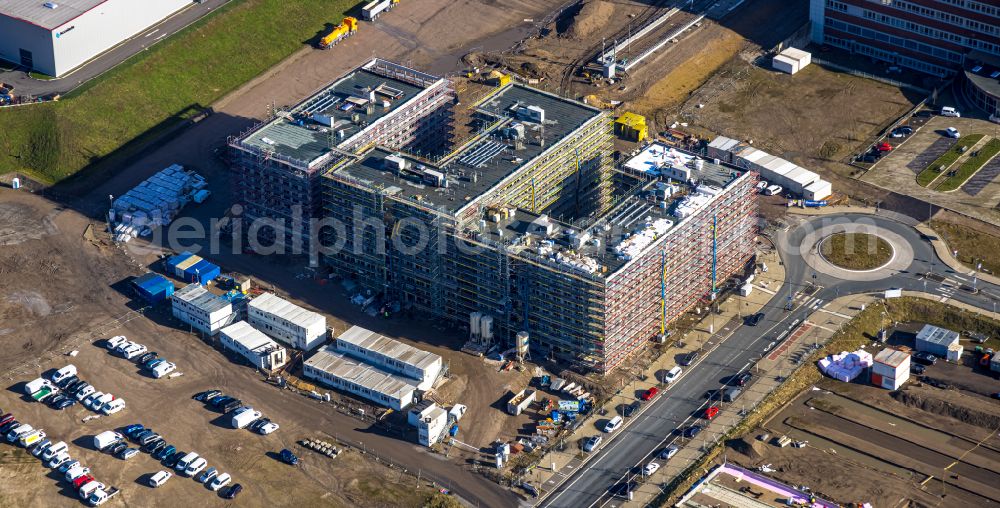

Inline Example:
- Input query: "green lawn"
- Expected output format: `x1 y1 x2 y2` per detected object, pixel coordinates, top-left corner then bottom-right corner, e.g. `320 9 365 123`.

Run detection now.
915 134 984 187
936 137 1000 192
0 0 352 185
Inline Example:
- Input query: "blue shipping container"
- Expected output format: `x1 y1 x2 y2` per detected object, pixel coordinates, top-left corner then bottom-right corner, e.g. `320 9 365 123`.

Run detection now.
133 273 175 303
184 259 221 285
165 251 195 276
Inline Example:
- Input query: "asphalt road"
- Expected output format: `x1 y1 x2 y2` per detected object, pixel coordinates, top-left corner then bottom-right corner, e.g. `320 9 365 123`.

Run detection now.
0 0 231 96
540 211 1000 508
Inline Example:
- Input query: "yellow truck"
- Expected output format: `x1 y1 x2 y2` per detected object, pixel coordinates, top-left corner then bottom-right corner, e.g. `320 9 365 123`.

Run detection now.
319 17 358 49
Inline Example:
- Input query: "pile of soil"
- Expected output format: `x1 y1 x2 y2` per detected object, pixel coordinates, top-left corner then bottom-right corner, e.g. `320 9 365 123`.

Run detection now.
560 0 615 39
727 436 765 461
892 389 1000 430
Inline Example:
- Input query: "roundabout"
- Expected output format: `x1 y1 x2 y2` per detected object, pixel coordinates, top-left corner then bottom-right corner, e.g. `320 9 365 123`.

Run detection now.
793 216 915 282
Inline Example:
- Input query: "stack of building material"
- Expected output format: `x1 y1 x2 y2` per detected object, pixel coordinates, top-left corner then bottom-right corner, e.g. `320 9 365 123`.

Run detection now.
614 218 672 260
672 191 713 219
109 164 207 241
772 47 812 75
818 349 873 382
872 348 910 390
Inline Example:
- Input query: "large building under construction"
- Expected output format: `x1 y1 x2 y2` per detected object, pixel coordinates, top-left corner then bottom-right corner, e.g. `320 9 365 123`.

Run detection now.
231 60 758 374
228 59 455 249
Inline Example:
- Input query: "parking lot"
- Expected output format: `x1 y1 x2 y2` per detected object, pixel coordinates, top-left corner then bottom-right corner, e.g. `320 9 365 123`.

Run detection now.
862 114 1000 226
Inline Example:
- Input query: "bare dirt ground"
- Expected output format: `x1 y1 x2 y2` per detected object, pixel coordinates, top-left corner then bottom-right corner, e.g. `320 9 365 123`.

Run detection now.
725 369 1000 508
0 189 520 507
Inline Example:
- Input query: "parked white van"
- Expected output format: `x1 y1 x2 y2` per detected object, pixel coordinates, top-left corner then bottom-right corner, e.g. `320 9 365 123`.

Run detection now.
51 365 77 384
940 106 961 117
763 184 783 196
174 452 199 472
24 377 53 395
603 415 624 433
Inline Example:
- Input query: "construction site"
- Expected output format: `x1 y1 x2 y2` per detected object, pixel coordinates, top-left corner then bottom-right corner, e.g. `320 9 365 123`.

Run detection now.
226 55 759 376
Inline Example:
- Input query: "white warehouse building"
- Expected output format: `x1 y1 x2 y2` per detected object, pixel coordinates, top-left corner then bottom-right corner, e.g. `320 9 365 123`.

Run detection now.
171 283 235 335
0 0 191 77
219 321 288 371
247 292 327 351
707 136 832 200
303 346 416 410
335 325 443 391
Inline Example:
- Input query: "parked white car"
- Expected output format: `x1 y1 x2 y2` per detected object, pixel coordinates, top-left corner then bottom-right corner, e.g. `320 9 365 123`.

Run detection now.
642 461 661 476
122 344 148 360
945 127 961 138
84 392 106 410
148 470 172 488
66 465 91 482
47 452 71 469
259 422 279 435
101 399 126 415
185 457 208 476
75 385 96 401
208 473 231 491
106 335 128 350
663 366 682 383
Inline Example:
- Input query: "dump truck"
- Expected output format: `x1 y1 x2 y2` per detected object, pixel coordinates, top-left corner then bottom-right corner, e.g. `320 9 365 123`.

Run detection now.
319 17 358 49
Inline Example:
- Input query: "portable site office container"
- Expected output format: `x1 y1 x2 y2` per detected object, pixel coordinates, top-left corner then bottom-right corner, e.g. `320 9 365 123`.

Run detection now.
133 273 174 304
170 284 235 335
248 293 327 351
872 348 910 390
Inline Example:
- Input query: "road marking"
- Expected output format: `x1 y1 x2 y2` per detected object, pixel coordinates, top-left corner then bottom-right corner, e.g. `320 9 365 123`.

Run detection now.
155 33 168 40
145 29 159 38
953 274 968 282
755 285 776 295
815 308 851 319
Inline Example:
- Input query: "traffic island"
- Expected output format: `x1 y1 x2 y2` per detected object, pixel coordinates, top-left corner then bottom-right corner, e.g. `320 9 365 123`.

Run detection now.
819 232 893 271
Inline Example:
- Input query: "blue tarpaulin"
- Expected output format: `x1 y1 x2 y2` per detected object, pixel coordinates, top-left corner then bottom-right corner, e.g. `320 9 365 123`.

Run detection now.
133 273 174 303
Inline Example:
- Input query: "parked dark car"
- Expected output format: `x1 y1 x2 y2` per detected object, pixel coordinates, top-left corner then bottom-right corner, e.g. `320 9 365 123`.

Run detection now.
108 442 129 455
0 420 20 434
734 371 753 387
679 351 700 366
745 312 765 326
222 400 243 413
46 394 68 407
910 363 926 375
55 398 76 410
913 351 937 365
142 438 166 454
223 484 243 499
248 419 267 433
138 352 158 365
56 375 79 389
123 424 144 438
66 380 88 394
610 481 637 499
164 450 186 468
992 392 1000 400
194 390 222 402
154 445 176 461
619 402 641 418
208 395 231 407
142 355 161 369
279 449 299 466
683 425 703 438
